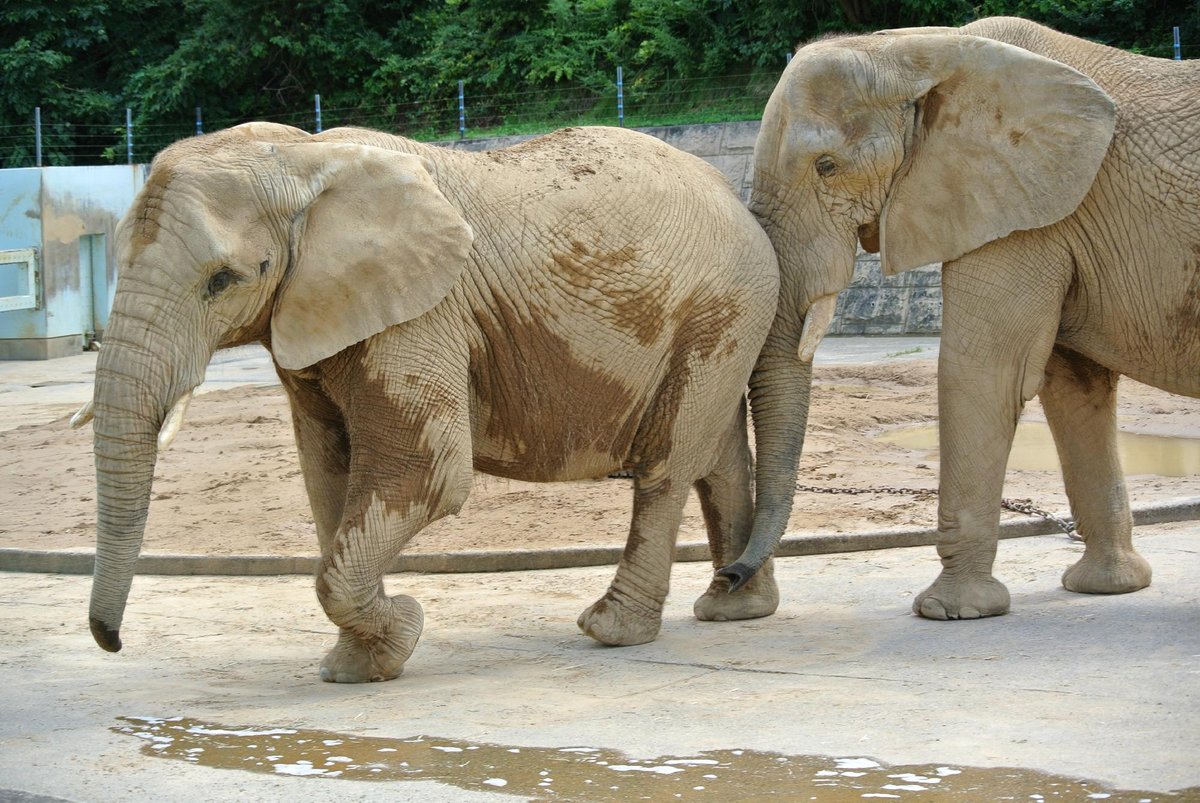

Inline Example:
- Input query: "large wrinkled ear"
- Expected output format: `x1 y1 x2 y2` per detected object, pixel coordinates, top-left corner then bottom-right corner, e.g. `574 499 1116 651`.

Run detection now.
271 143 473 370
878 33 1115 274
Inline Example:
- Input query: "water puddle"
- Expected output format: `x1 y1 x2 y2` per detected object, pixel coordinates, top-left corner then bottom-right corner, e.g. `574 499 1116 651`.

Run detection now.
115 716 1195 800
878 422 1200 476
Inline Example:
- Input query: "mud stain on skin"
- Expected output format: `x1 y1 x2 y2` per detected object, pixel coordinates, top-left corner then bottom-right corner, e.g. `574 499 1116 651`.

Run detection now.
629 292 744 478
610 290 668 347
1167 246 1200 343
1047 346 1117 399
469 298 643 482
920 81 963 132
316 345 460 541
131 168 175 258
116 717 1193 801
358 376 449 517
546 238 665 346
693 475 725 547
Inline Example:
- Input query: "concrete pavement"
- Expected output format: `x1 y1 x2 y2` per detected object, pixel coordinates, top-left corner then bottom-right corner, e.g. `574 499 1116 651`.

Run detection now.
1 522 1198 801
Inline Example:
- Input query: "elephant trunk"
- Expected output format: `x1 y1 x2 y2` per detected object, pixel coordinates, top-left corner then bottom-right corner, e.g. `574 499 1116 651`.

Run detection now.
719 177 855 591
719 331 813 590
88 301 202 652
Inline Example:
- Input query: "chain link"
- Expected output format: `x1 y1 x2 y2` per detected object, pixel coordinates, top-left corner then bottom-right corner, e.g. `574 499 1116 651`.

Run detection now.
795 483 1080 540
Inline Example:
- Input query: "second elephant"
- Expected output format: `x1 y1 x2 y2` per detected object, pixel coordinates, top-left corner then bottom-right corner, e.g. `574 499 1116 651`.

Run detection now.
722 17 1200 619
81 124 782 683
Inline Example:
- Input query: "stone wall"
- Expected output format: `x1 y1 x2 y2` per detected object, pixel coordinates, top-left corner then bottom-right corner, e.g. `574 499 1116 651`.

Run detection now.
440 120 944 335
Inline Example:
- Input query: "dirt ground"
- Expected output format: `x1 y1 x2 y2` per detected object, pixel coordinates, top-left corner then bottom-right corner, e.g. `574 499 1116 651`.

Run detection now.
2 359 1197 557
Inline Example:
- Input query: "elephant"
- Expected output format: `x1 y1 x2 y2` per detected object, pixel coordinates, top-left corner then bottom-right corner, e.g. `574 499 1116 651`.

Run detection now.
76 122 783 682
720 16 1200 619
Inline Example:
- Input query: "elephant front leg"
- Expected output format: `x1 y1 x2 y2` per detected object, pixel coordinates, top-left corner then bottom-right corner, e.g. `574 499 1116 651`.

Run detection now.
316 436 474 681
315 494 430 683
578 474 689 646
313 359 474 682
693 402 780 622
913 354 1017 619
1041 348 1150 594
915 246 1067 620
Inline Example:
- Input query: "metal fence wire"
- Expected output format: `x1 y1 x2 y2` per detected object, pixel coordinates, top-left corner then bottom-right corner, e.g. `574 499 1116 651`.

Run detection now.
2 69 782 168
3 25 1192 169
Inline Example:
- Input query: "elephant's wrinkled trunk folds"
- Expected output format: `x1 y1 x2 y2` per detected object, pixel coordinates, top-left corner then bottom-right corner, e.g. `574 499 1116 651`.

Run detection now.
719 337 813 591
719 178 854 591
88 306 201 652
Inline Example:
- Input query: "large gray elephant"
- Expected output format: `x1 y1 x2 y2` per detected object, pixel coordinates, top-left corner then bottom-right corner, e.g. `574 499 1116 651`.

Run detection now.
76 123 783 682
721 17 1200 619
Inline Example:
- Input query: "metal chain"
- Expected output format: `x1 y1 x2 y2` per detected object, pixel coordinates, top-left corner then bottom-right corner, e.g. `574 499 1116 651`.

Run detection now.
795 483 1080 540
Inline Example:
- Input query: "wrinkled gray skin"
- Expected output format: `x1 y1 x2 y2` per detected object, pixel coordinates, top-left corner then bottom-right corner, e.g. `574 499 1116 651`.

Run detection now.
86 124 783 682
724 16 1200 618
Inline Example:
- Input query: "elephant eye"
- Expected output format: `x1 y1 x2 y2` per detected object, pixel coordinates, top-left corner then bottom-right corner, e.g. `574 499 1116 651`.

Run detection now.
206 268 239 298
815 155 838 178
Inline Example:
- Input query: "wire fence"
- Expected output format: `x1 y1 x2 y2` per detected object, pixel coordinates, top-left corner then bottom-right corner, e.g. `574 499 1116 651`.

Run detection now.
2 24 1193 169
0 69 781 168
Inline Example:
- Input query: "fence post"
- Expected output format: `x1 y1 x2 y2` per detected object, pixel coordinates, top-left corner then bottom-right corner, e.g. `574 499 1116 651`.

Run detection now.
786 51 793 64
125 107 133 164
34 107 42 167
458 80 466 140
195 106 203 135
315 94 323 133
1174 26 1181 60
616 66 624 127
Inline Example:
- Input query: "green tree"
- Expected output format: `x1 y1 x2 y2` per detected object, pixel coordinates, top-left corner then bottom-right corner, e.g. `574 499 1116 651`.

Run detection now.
0 1 117 166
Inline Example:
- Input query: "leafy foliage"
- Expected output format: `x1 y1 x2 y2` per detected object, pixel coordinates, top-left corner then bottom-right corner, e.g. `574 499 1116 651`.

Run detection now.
0 0 1194 166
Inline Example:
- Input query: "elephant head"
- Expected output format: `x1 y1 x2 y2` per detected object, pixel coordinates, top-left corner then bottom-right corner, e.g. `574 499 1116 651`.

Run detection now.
84 124 473 652
719 27 1115 589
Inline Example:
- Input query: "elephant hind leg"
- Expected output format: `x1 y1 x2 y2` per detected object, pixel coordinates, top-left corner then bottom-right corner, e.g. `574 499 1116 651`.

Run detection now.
1041 348 1151 594
578 467 690 646
693 398 779 622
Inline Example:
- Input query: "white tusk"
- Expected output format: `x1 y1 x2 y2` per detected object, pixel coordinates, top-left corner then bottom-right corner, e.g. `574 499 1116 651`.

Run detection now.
69 399 95 429
157 391 193 451
797 294 838 363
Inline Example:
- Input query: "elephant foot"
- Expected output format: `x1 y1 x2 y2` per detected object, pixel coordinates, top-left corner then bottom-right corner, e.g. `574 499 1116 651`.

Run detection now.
319 594 424 683
694 561 779 622
1062 548 1151 595
913 572 1010 620
577 590 662 646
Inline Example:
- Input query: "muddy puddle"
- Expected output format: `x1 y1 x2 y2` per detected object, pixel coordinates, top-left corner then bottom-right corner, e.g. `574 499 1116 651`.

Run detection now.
878 422 1200 476
116 716 1197 800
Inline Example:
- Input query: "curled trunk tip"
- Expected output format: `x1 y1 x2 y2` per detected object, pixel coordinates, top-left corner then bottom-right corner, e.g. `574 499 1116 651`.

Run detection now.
90 616 122 652
717 562 757 593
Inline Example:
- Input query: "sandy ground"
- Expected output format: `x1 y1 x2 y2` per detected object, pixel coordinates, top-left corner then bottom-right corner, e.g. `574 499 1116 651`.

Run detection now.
3 358 1197 558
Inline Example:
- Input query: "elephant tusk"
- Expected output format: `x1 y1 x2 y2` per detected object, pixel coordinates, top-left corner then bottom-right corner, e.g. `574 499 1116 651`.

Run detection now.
797 294 838 363
69 399 95 429
157 390 193 451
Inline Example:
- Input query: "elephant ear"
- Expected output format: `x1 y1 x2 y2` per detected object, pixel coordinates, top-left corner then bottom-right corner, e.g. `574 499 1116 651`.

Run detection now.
878 33 1116 275
270 143 474 370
